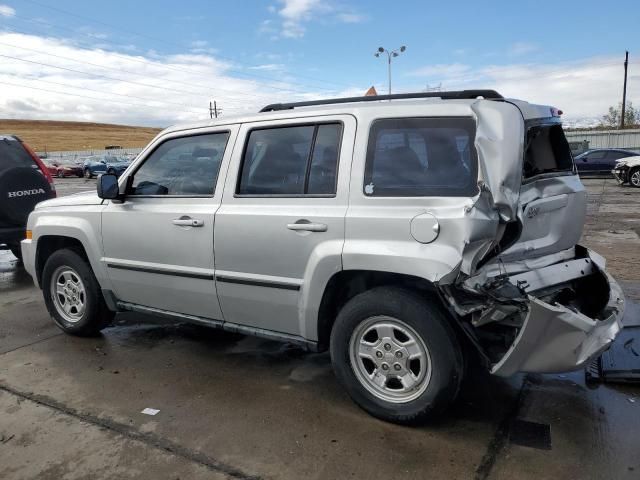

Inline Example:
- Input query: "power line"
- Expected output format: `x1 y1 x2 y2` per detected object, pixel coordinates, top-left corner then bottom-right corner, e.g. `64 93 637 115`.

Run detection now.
0 79 205 114
11 74 207 112
0 37 283 103
0 52 263 106
0 22 327 98
16 0 354 91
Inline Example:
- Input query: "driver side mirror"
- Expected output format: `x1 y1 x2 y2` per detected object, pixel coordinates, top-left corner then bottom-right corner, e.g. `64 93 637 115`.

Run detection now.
97 174 120 200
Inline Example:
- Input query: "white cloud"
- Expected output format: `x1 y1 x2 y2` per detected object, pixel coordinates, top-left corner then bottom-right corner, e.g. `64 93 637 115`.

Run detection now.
0 4 15 17
270 0 365 39
0 32 356 126
508 42 538 56
407 57 638 120
249 63 285 71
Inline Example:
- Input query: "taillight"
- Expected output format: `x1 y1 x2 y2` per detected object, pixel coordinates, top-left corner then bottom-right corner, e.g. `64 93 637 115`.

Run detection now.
21 141 57 198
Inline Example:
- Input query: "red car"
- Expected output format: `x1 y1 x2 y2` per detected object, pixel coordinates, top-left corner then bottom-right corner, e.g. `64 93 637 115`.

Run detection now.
44 159 84 178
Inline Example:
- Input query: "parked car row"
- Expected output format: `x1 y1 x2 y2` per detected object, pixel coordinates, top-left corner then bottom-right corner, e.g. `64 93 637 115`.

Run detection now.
42 155 132 179
573 148 640 187
574 148 637 176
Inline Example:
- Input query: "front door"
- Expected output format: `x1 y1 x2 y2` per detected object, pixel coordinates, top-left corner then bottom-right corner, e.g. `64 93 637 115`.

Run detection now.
101 127 236 319
214 116 355 336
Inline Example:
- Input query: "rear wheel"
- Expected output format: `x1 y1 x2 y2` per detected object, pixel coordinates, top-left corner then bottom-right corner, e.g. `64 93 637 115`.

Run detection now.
57 170 64 178
42 248 113 336
630 168 640 188
330 287 463 425
84 169 92 179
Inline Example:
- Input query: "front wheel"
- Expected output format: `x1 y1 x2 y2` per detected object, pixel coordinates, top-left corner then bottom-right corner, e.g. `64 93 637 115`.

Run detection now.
42 248 114 336
84 169 92 179
330 287 463 425
630 168 640 188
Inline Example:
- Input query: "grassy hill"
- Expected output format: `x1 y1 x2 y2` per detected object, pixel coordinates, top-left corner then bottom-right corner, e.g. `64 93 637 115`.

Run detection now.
0 119 162 152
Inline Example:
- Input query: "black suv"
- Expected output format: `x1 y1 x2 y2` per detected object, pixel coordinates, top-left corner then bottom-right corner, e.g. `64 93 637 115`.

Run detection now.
0 135 56 260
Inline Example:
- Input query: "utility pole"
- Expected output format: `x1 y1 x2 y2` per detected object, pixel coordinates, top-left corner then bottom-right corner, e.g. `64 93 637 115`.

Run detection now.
621 51 629 129
209 101 221 119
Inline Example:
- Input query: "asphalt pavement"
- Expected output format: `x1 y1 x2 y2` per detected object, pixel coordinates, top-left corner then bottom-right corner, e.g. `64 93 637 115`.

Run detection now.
0 177 638 480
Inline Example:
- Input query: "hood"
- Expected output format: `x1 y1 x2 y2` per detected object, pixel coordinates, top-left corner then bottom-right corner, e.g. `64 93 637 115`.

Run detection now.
36 190 103 209
616 155 640 167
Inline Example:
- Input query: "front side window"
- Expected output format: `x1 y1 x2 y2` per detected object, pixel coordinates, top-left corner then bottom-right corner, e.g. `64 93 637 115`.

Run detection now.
237 123 342 195
364 117 478 197
129 132 230 196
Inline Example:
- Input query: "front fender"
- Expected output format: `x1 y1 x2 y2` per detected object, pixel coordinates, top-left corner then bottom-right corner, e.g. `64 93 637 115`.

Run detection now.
30 207 110 290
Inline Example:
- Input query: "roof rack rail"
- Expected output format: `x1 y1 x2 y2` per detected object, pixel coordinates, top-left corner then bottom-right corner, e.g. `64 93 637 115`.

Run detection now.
260 89 503 112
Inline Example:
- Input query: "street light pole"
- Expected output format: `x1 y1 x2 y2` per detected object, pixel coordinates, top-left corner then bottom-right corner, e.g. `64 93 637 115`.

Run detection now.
375 45 406 95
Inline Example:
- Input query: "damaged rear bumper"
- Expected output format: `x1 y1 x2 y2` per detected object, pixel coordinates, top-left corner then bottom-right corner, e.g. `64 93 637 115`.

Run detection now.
491 249 624 376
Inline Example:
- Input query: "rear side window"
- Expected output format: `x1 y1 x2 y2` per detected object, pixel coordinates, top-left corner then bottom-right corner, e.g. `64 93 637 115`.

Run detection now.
0 138 37 173
237 123 342 196
524 124 574 178
129 132 230 196
364 117 478 197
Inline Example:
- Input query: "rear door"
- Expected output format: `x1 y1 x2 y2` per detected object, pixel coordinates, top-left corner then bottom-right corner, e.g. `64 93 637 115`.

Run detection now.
214 116 355 336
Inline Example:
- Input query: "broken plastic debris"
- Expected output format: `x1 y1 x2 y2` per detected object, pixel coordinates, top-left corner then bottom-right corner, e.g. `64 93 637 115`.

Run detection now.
141 408 160 415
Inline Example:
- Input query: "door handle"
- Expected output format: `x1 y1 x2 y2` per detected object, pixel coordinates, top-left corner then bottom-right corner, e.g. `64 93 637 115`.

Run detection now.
172 217 204 227
287 221 327 232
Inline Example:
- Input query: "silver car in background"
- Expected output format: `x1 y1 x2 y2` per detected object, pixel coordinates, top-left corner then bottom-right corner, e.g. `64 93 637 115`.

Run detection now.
21 90 624 424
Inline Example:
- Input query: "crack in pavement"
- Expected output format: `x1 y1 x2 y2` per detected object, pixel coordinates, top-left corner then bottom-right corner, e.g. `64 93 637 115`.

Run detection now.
0 383 262 480
0 332 63 355
474 375 532 480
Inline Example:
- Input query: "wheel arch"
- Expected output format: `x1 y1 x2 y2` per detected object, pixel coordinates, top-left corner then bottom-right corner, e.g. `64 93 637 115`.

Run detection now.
315 270 444 351
36 235 88 286
33 219 110 292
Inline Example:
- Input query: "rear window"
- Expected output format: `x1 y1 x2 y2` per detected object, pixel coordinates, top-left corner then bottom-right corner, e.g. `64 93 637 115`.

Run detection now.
523 124 574 179
0 137 36 173
364 117 478 197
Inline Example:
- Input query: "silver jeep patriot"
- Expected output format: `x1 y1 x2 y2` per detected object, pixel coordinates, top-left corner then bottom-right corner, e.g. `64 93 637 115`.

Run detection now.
22 90 624 424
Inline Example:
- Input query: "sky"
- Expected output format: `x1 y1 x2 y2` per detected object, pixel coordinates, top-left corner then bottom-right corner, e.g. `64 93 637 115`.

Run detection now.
0 0 638 127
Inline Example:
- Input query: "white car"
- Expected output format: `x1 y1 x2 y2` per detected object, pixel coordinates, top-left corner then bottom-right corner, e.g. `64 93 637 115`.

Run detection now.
612 155 640 187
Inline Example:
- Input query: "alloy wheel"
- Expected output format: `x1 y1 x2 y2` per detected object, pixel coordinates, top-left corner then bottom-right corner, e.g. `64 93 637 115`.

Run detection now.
349 316 432 403
50 266 87 323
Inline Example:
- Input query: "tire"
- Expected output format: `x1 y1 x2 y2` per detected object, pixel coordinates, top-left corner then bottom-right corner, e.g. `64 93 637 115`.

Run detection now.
630 167 640 188
57 170 64 178
107 168 115 175
9 244 22 261
330 287 463 425
84 169 92 179
42 248 114 336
